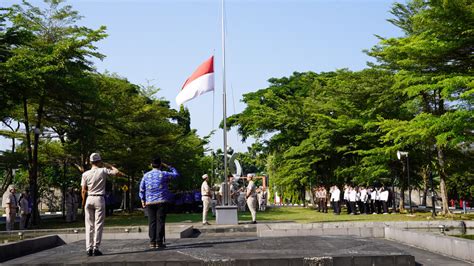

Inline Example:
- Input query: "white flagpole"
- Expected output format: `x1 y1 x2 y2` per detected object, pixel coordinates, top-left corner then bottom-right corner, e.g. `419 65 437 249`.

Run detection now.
221 0 229 205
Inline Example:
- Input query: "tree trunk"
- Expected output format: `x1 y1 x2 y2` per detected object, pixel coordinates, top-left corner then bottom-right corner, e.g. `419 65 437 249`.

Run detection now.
421 166 429 206
399 187 405 212
437 146 451 215
28 94 45 226
300 186 306 208
22 97 39 225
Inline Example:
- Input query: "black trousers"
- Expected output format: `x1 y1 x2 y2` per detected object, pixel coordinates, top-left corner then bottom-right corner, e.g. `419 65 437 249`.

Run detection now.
357 201 365 214
375 200 382 214
349 201 357 214
331 201 340 214
147 203 168 244
382 201 388 213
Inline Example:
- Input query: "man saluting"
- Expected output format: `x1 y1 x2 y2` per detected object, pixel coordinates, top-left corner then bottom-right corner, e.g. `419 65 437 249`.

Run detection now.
139 157 179 249
81 153 124 256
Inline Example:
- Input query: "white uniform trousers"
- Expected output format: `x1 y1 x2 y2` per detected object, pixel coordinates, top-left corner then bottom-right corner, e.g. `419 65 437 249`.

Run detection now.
85 195 105 250
202 196 211 223
5 207 16 231
246 196 257 222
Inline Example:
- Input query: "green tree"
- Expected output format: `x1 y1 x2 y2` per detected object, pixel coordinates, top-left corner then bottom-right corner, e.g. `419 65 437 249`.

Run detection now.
229 70 403 204
368 0 474 214
1 0 107 224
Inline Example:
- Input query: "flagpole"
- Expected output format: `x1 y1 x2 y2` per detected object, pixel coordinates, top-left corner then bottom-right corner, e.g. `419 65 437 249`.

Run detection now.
221 0 229 205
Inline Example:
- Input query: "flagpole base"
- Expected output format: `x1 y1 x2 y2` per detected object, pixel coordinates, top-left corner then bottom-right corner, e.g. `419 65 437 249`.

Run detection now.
215 205 238 225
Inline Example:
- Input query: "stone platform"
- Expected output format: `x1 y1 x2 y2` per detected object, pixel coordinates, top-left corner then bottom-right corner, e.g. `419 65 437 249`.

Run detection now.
5 236 416 265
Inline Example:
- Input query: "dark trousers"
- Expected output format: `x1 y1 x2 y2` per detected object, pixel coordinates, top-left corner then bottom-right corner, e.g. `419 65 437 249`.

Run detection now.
364 203 370 214
25 213 31 229
382 201 388 213
349 201 357 214
147 203 168 244
331 201 340 214
375 200 382 214
319 198 328 212
346 200 351 214
370 200 376 213
357 201 364 214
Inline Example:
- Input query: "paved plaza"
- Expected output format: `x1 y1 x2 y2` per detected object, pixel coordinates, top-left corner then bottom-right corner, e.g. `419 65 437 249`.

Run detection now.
4 235 471 265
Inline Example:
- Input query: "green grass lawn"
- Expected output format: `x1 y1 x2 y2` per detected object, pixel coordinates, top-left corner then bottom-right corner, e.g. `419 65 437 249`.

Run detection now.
5 207 472 230
453 235 474 240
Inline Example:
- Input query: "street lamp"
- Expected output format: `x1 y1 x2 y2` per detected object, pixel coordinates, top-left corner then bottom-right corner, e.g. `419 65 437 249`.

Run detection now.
397 151 412 214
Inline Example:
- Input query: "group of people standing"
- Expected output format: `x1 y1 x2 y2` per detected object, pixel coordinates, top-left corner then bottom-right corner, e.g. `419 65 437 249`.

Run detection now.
317 185 391 215
2 185 32 231
201 174 267 225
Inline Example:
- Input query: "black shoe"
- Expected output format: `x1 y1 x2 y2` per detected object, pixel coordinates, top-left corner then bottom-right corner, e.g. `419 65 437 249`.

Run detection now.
157 243 167 249
93 249 103 256
87 249 93 257
251 221 257 224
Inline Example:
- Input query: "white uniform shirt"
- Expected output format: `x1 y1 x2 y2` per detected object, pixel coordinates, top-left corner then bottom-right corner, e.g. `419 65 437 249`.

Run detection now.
370 190 377 201
349 189 357 202
201 180 210 199
246 181 257 198
330 188 340 202
380 191 389 202
2 191 17 208
360 189 368 203
343 188 349 201
375 189 381 200
81 167 117 195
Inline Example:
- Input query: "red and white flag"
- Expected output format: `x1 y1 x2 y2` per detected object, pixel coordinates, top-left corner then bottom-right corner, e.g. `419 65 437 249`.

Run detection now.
176 56 214 105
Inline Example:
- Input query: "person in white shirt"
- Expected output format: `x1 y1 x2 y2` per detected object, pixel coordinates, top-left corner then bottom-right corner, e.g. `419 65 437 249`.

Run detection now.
348 186 357 215
201 174 211 225
19 191 30 229
370 187 377 214
330 185 341 215
246 174 257 224
375 187 382 214
360 187 368 214
379 186 390 214
2 184 17 231
343 185 351 214
81 153 124 256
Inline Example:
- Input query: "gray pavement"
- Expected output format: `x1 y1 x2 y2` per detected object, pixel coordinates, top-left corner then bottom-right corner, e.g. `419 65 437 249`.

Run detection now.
4 235 471 265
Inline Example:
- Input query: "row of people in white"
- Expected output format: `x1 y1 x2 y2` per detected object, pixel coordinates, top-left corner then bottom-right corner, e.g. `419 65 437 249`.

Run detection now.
329 185 390 214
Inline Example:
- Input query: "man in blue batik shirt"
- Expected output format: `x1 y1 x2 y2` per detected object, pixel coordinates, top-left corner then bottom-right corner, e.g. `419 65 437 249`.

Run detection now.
139 157 179 249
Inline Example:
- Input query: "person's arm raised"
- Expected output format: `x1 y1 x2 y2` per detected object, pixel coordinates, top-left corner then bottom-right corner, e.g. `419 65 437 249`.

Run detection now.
162 162 179 179
103 162 126 177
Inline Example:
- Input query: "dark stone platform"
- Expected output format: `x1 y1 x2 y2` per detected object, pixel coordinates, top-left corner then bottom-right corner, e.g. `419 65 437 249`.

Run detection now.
4 236 417 265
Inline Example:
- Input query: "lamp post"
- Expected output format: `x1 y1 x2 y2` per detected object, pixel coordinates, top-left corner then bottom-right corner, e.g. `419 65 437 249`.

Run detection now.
397 151 412 214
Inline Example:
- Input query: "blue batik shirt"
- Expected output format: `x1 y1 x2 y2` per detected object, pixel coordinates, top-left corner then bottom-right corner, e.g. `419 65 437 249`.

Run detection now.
139 167 179 205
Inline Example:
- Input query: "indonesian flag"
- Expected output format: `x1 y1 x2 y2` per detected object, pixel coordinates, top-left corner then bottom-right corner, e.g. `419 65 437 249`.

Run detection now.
176 56 214 105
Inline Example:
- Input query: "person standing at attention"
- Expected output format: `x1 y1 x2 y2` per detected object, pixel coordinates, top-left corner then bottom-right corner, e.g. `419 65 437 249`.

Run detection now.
201 174 211 225
2 184 17 231
139 157 179 249
81 153 124 257
19 190 30 229
330 185 341 215
245 174 257 224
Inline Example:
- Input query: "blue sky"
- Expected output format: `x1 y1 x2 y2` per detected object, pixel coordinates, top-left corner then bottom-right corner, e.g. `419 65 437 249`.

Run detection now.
1 0 403 153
